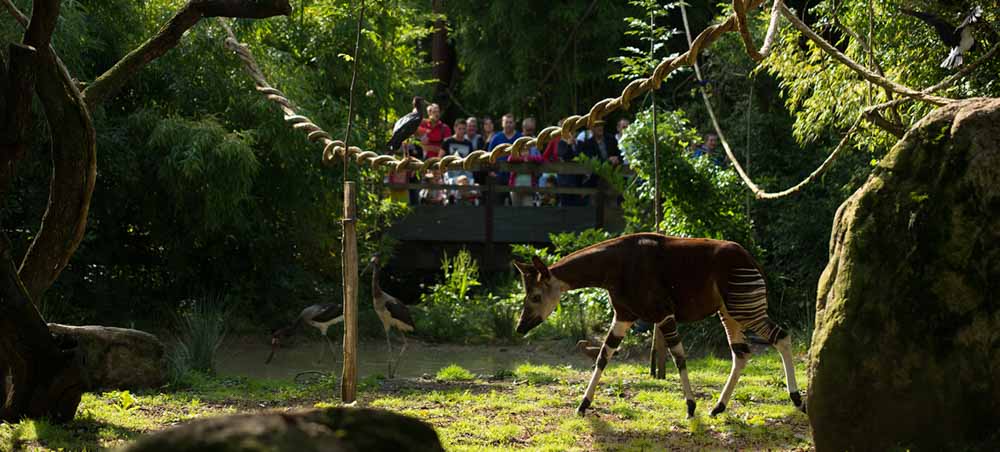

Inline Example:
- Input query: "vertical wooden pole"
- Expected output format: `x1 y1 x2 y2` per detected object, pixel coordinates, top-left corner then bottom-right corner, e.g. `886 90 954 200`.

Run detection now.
594 179 606 229
483 170 495 270
341 181 358 402
650 9 668 380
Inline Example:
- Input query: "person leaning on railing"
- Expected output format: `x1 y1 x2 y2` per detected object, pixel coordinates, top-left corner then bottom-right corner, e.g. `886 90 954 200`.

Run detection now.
553 132 587 207
508 117 542 207
417 102 451 158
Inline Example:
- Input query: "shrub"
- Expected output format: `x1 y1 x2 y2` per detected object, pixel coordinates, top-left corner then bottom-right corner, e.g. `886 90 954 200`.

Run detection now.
436 364 475 381
418 249 489 341
169 295 229 378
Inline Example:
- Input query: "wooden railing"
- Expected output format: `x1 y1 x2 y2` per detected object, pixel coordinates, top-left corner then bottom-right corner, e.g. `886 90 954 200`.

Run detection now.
384 161 628 265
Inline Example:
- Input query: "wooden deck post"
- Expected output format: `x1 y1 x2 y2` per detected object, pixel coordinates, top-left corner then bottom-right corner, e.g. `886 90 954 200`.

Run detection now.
594 179 606 229
341 181 358 402
484 171 495 270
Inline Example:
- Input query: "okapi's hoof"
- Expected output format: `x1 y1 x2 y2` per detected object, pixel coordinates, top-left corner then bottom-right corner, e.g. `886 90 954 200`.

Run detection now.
710 402 726 417
686 399 696 418
790 391 806 413
576 397 591 416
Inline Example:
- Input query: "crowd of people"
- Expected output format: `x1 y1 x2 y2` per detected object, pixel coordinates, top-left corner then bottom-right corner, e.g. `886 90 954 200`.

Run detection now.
385 102 727 206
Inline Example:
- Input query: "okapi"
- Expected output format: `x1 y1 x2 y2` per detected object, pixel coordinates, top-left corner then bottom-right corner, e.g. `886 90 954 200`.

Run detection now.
513 233 804 417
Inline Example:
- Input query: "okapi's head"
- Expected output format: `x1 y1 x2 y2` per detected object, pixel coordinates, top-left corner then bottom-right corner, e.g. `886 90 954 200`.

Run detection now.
513 256 563 334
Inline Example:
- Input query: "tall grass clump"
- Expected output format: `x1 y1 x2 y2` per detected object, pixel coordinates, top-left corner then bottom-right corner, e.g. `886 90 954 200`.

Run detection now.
169 295 230 380
436 364 475 381
417 249 524 342
418 250 484 341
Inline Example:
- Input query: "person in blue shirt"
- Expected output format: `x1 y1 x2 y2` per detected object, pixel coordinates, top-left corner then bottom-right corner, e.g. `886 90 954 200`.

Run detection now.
692 132 727 167
488 113 522 205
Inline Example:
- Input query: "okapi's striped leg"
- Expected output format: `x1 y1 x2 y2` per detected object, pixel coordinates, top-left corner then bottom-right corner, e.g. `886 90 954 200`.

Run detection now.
577 317 633 416
727 267 805 413
657 315 696 418
773 334 805 413
713 306 749 416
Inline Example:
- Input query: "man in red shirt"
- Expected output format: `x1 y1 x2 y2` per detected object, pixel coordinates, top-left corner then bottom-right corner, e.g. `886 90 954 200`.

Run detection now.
417 103 451 158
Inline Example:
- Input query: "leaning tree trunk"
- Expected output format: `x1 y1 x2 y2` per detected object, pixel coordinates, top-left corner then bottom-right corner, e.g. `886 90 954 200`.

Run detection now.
0 0 291 422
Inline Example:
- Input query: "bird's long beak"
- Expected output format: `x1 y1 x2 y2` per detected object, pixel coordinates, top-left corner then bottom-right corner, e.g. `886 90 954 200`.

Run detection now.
361 260 374 275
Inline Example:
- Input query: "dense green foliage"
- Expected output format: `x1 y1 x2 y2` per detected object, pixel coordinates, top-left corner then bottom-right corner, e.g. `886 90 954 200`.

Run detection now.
619 109 755 246
1 0 428 329
418 249 521 342
441 0 634 123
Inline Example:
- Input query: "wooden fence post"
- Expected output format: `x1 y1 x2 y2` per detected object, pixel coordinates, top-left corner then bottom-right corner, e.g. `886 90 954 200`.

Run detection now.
484 171 495 270
341 181 358 402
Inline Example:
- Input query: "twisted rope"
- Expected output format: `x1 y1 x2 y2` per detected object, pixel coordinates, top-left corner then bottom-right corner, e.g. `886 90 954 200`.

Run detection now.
219 0 771 173
679 0 993 199
734 0 784 61
682 1 865 200
218 0 981 191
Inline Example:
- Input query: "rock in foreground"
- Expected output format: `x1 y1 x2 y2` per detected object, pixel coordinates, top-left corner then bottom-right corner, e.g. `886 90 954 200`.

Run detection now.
121 407 444 452
809 98 1000 450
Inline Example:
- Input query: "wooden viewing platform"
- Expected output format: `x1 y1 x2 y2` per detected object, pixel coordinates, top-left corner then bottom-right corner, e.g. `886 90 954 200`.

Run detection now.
385 161 627 270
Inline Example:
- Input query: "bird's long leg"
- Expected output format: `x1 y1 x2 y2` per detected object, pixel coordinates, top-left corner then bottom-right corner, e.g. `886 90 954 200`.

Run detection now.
324 336 338 368
384 327 395 378
316 335 327 366
394 332 408 377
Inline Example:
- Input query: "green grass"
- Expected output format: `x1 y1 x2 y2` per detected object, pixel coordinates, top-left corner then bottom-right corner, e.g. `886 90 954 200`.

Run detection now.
0 347 812 451
436 364 476 381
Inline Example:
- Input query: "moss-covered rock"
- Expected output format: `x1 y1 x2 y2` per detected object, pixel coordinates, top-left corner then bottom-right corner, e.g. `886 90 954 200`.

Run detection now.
810 98 1000 451
48 323 166 390
120 407 444 452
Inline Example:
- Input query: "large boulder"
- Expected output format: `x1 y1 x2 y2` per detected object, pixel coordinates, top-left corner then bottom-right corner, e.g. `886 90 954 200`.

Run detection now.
48 324 166 390
121 407 444 452
809 98 1000 450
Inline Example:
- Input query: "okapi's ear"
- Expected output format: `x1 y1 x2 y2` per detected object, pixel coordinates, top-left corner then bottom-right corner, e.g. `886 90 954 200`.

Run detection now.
531 255 550 279
513 261 534 275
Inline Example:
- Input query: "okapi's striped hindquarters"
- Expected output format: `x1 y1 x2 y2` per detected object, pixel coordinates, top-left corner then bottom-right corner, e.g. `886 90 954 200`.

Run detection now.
726 267 784 344
712 266 803 416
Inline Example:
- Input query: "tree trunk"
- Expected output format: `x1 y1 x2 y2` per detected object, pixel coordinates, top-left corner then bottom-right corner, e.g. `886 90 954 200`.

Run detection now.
0 232 84 422
430 0 450 106
0 0 292 423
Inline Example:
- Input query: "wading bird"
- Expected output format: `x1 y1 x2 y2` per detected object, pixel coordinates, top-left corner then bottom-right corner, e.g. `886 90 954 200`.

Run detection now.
386 96 426 153
901 5 982 69
265 302 344 365
367 254 415 378
514 233 804 418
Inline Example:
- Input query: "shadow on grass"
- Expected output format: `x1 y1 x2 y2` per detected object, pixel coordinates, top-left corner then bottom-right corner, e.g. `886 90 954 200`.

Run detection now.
584 409 810 451
14 416 144 451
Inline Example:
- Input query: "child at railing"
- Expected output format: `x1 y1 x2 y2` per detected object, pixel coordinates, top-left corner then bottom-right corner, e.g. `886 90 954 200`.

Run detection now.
418 172 448 205
538 174 558 207
449 175 479 206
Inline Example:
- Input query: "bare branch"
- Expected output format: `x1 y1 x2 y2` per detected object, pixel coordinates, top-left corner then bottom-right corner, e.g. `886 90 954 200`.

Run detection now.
863 110 905 138
780 4 952 106
81 0 291 110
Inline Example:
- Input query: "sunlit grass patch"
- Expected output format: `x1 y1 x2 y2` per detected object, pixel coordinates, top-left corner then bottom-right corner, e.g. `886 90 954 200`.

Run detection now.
7 344 812 451
436 364 476 381
513 362 574 384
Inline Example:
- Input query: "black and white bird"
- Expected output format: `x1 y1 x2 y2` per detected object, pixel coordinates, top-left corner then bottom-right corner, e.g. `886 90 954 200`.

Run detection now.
901 5 983 69
367 254 415 378
386 96 427 153
266 302 344 365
